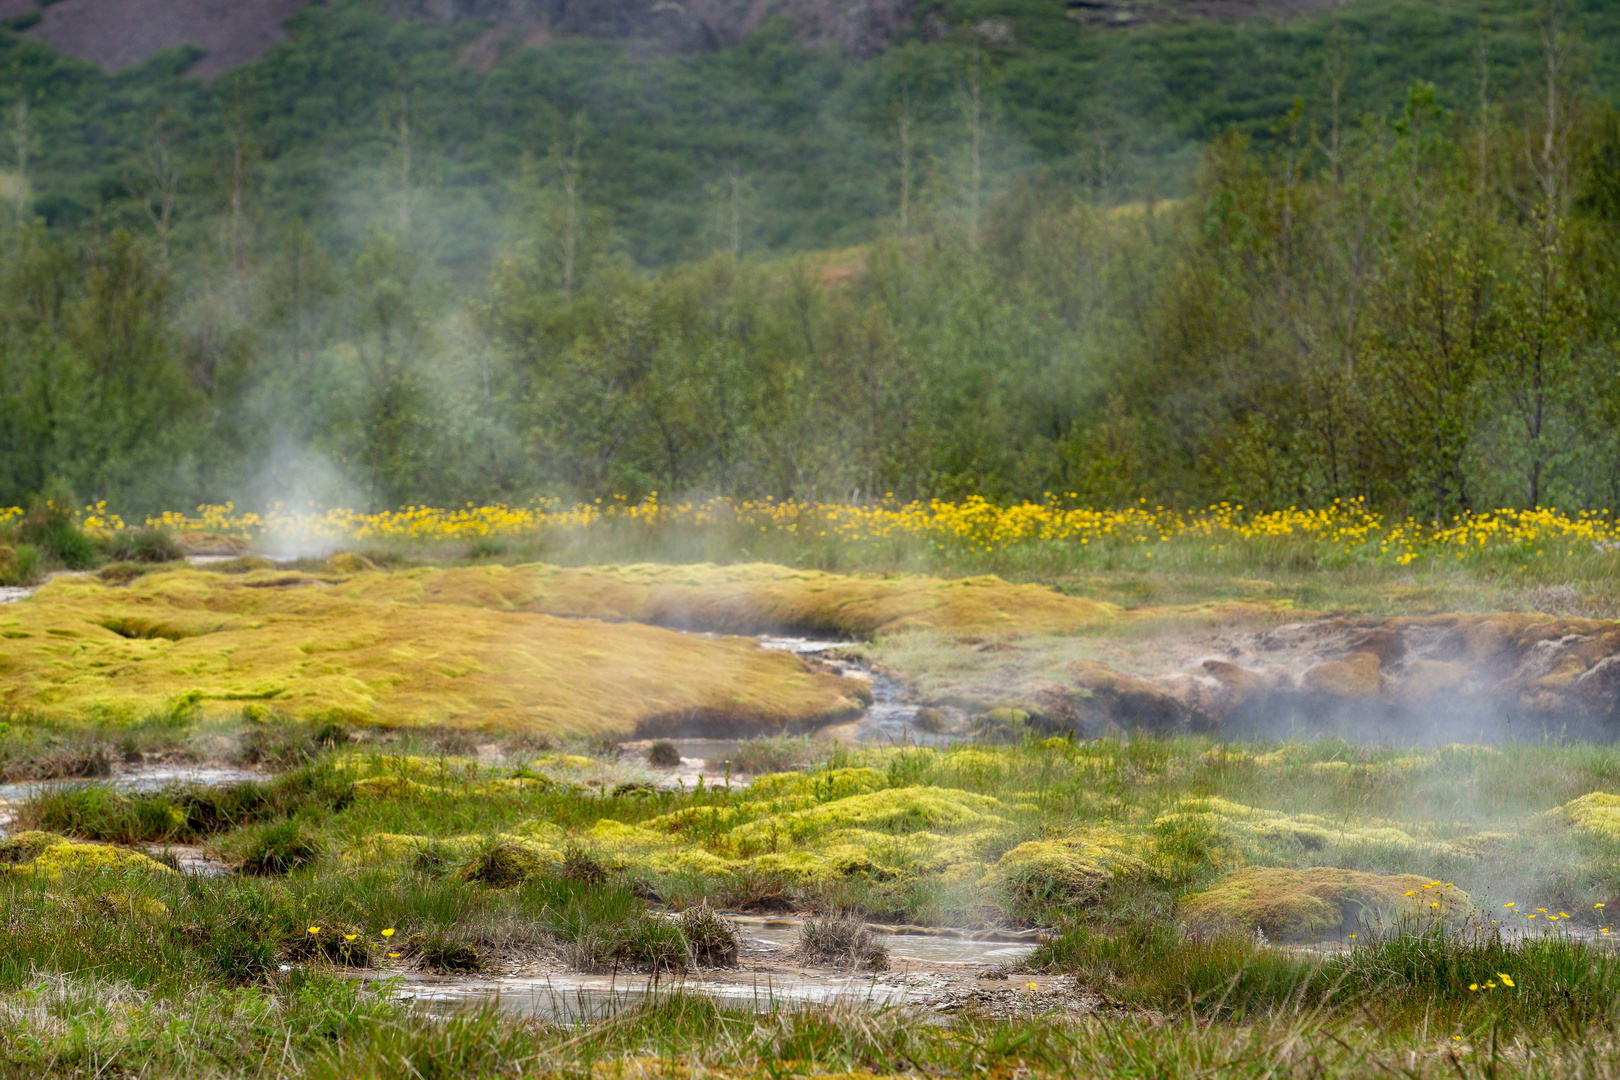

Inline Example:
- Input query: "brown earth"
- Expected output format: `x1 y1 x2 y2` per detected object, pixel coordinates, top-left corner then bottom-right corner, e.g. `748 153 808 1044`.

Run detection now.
1018 612 1620 742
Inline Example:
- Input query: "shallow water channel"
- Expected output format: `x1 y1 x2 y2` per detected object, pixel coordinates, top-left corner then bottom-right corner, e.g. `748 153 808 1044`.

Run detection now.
376 918 1040 1020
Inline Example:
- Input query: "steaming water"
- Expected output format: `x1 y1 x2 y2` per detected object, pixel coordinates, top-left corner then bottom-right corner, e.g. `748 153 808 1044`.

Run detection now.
727 915 1040 964
757 636 962 748
379 970 917 1020
369 915 1040 1020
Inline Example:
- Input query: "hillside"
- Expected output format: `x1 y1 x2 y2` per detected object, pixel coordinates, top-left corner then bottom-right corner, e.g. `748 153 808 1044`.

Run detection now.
0 0 1615 270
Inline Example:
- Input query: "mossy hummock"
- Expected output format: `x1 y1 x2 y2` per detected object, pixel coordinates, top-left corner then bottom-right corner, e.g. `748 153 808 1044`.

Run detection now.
0 567 872 737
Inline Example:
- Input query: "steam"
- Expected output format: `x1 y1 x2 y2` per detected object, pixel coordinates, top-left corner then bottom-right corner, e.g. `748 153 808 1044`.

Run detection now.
249 440 362 560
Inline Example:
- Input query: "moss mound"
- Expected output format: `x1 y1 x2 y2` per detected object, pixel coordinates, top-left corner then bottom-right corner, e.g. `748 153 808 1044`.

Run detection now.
0 567 869 738
983 833 1146 910
13 841 177 880
348 561 1122 637
1182 867 1471 940
459 840 551 886
0 830 66 864
1550 792 1620 839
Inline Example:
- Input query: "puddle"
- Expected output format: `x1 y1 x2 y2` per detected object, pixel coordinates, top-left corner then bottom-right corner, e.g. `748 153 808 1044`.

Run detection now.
0 586 36 604
729 916 1040 965
380 969 914 1020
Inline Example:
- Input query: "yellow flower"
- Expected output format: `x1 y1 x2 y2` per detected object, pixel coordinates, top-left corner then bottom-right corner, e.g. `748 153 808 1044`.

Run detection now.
1469 984 1479 991
388 952 401 959
344 934 357 941
1349 934 1357 940
1498 974 1514 988
1597 904 1606 909
307 926 321 934
1405 890 1418 897
1504 903 1515 909
1431 902 1440 909
382 928 396 937
1027 983 1038 991
1537 908 1547 913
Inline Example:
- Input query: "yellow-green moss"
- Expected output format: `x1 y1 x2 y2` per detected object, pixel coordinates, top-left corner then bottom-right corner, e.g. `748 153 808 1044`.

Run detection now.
1182 867 1471 939
0 568 868 737
0 830 66 864
15 842 177 880
1157 797 1493 861
338 562 1123 637
981 832 1146 904
1548 792 1620 839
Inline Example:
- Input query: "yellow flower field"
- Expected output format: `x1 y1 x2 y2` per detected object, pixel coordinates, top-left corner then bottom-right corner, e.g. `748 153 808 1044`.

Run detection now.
13 495 1620 568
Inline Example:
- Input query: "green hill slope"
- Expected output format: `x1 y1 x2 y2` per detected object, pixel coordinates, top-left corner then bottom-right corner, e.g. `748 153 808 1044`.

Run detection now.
1 0 1613 271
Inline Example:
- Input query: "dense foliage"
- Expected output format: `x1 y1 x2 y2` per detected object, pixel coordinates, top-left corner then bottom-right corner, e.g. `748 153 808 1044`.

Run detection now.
1 0 1619 515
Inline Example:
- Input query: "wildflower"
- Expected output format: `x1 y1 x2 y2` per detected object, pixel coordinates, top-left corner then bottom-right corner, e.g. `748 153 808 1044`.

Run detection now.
308 926 321 934
1505 903 1515 909
388 953 401 959
1498 974 1514 988
1597 904 1606 910
1431 901 1440 909
1027 983 1038 991
1560 913 1570 918
382 928 396 937
1538 908 1547 913
1405 890 1418 897
344 934 357 941
1349 934 1357 940
1469 984 1479 991
1485 982 1498 989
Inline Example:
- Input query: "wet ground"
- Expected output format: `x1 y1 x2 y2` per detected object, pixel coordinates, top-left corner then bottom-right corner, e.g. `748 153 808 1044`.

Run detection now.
367 915 1067 1021
615 635 970 788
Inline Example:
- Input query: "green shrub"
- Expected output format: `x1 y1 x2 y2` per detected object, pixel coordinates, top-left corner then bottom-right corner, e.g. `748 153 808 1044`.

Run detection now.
99 529 183 564
798 911 888 971
238 820 324 875
731 735 825 774
18 763 352 843
459 840 547 887
646 739 681 767
677 903 738 966
286 923 371 967
615 911 690 972
406 929 484 972
0 544 40 586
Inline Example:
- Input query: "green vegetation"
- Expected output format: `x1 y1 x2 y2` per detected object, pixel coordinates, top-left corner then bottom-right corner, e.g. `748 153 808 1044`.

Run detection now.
3 732 1620 1072
2 1 1620 515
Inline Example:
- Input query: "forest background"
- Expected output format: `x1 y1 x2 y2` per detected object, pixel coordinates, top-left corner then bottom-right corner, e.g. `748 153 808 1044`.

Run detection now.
2 0 1619 521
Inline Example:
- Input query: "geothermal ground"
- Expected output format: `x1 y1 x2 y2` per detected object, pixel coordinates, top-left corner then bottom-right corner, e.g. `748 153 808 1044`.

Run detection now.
5 550 1620 1076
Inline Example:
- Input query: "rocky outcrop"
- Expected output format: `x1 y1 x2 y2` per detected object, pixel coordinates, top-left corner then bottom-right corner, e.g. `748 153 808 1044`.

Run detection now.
1014 613 1620 743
